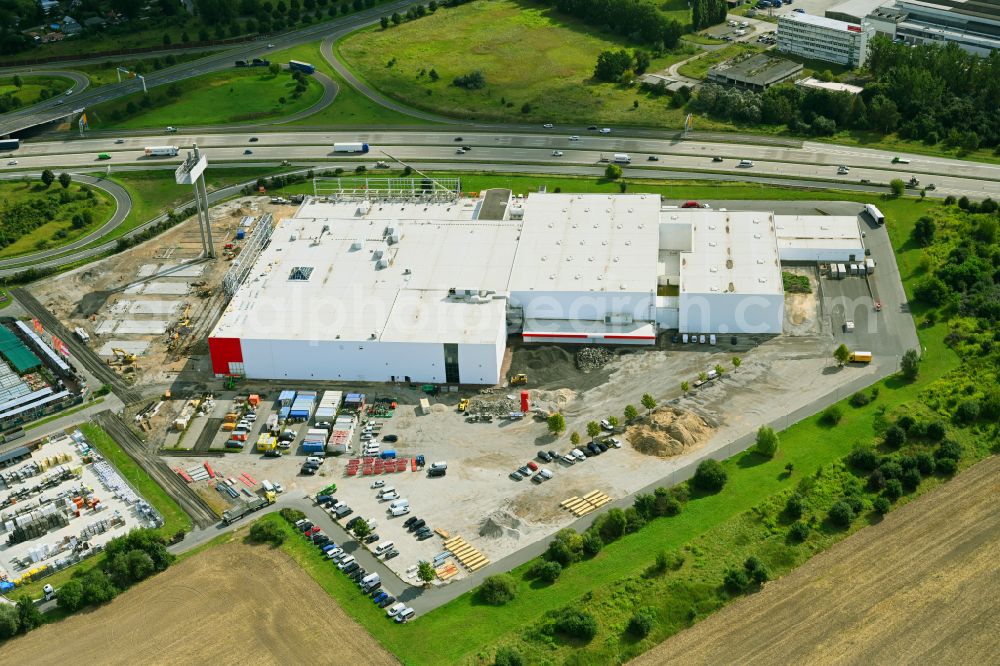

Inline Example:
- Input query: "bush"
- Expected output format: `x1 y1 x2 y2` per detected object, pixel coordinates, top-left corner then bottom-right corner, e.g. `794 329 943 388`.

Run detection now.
784 493 804 519
280 507 306 523
820 405 843 426
554 607 598 640
954 399 981 424
884 425 906 449
744 556 769 585
754 426 779 458
935 456 958 475
56 578 85 612
628 607 657 637
847 446 879 471
81 569 118 606
479 574 517 605
935 440 962 462
788 521 810 542
849 391 871 408
872 496 891 515
534 560 563 583
926 420 947 441
900 348 919 380
915 452 936 475
248 521 286 546
692 459 727 493
901 467 922 491
494 647 524 666
880 460 903 480
883 478 903 501
452 70 486 89
723 567 749 594
581 531 603 556
827 500 855 528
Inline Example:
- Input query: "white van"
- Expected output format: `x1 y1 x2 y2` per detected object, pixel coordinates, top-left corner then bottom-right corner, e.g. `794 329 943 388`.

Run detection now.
261 480 275 493
374 541 395 555
389 499 409 510
390 505 410 517
395 607 415 623
336 555 356 569
429 461 448 471
738 159 754 167
377 486 396 498
361 572 380 586
613 153 631 164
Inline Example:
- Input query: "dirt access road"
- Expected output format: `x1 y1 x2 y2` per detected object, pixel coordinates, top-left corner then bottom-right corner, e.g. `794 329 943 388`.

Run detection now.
633 455 1000 666
3 540 399 666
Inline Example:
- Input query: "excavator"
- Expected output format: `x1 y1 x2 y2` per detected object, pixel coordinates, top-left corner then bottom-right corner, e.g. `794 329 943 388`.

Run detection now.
510 374 528 386
109 348 137 365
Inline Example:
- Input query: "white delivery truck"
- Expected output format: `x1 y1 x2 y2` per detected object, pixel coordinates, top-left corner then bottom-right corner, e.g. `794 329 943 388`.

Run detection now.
864 204 885 225
613 153 631 164
144 146 179 157
333 142 370 153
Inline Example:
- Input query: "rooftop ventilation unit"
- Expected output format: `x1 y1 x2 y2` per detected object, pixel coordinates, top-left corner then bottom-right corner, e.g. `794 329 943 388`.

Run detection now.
350 238 363 251
376 258 389 270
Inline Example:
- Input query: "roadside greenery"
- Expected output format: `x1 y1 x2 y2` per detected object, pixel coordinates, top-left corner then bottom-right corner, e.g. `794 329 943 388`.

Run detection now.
0 180 114 258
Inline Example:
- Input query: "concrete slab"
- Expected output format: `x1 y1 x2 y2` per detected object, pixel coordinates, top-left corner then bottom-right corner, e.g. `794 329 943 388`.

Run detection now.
142 282 190 295
128 300 180 315
136 264 160 278
107 300 130 316
98 341 150 357
123 283 146 295
162 263 205 278
95 320 117 335
115 320 169 334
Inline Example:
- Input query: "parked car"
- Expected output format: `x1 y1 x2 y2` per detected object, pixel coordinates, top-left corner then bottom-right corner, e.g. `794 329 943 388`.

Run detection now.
408 519 426 532
605 437 622 448
299 521 314 532
365 533 380 544
378 595 396 608
417 531 434 541
373 591 389 604
596 441 609 453
380 491 399 501
538 450 552 462
509 470 524 481
382 435 399 443
371 479 385 489
395 607 415 623
571 448 586 461
402 516 418 528
326 548 344 559
561 453 576 464
585 442 600 456
517 465 531 476
387 602 406 617
527 461 539 471
385 549 400 560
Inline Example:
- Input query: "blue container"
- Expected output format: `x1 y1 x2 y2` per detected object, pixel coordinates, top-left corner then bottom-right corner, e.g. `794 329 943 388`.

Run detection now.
380 450 396 459
303 441 325 453
236 229 246 240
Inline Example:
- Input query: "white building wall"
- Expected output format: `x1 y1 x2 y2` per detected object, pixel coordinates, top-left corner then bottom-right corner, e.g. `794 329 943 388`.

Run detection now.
511 290 655 324
679 292 784 335
458 317 506 384
240 338 448 383
778 246 866 263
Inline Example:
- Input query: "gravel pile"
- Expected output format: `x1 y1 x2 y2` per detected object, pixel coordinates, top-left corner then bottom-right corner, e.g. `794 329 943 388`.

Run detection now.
576 347 614 371
467 396 517 416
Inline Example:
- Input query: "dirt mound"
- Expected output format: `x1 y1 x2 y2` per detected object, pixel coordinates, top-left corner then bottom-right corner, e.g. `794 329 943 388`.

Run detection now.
626 407 713 457
530 388 577 412
576 347 614 371
479 509 523 539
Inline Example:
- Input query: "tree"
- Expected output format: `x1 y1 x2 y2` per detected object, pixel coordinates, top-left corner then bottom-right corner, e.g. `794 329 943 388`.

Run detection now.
478 574 516 604
641 392 656 414
163 33 171 46
868 94 900 133
586 421 601 441
784 493 804 519
754 426 779 458
732 357 741 368
429 68 439 81
834 343 850 366
391 11 401 24
827 500 855 528
535 560 562 582
248 521 285 545
692 459 727 492
380 15 389 28
41 169 54 187
872 496 891 515
680 381 689 392
570 431 580 446
607 415 619 429
789 521 809 542
900 348 919 380
12 74 22 88
714 364 725 377
820 405 843 426
547 412 566 436
353 519 371 538
494 647 524 666
56 579 85 612
417 561 436 583
58 172 72 189
600 508 628 541
605 164 622 179
628 608 656 637
268 63 281 76
0 605 18 640
911 216 935 246
593 49 634 82
16 596 41 633
890 178 905 197
581 531 603 556
554 607 598 640
623 404 638 421
723 567 749 594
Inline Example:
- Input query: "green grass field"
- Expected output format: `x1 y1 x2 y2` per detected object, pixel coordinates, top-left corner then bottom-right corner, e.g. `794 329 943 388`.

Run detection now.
0 75 74 108
337 0 716 128
0 179 115 258
86 68 324 130
71 52 216 88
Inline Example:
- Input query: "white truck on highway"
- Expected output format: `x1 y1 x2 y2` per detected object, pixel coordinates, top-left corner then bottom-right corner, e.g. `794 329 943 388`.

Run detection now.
613 153 631 164
333 142 370 153
144 146 179 157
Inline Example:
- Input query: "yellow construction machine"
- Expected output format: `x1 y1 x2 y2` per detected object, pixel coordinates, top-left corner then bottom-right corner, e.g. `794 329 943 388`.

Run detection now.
510 374 528 386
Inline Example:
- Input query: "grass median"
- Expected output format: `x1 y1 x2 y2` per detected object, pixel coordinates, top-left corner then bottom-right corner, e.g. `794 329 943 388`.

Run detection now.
0 179 115 259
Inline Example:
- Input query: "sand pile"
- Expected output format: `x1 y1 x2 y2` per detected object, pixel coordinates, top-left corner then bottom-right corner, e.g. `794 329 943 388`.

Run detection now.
626 407 714 457
479 509 524 539
530 388 577 413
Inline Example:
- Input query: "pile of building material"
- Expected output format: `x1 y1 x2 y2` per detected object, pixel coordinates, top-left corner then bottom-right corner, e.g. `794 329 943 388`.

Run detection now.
560 490 612 517
625 407 713 458
575 347 614 371
443 534 489 572
466 395 517 417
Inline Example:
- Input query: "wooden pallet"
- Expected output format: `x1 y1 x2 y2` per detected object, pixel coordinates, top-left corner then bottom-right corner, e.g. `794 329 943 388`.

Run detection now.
561 490 612 516
444 535 490 571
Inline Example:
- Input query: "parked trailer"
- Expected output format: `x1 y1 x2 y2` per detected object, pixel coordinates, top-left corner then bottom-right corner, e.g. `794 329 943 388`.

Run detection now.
864 204 885 225
865 258 875 274
333 142 370 154
288 60 315 74
144 146 179 157
222 495 269 525
837 263 847 279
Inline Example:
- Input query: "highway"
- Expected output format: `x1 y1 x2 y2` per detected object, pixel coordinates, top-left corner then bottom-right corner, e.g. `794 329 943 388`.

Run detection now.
6 129 1000 198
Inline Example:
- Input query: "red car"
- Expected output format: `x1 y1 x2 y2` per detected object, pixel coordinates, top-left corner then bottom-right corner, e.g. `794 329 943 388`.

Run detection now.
681 200 701 208
527 461 539 471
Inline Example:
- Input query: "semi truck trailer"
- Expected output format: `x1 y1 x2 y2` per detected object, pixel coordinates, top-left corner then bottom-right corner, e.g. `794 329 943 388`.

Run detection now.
221 495 271 525
144 146 179 157
333 142 370 153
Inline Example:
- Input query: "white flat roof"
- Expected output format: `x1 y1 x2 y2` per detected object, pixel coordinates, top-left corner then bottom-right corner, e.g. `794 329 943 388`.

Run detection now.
212 200 519 345
508 193 660 295
781 11 864 31
795 77 864 94
676 211 783 296
775 215 865 252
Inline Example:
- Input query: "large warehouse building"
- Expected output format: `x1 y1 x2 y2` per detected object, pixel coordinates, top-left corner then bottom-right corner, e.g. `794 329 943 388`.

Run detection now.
209 186 865 384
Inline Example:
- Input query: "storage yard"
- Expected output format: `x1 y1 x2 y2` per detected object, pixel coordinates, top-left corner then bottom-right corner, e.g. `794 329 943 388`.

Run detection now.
1 539 399 666
0 430 161 591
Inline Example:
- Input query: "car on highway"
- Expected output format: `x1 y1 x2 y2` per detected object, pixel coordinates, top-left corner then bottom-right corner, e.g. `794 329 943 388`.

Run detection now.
712 156 724 162
738 159 754 167
647 155 659 161
114 138 125 144
244 149 253 154
600 127 612 134
453 136 463 141
543 123 554 128
587 125 597 130
551 150 564 157
569 135 580 141
65 88 74 96
456 148 466 154
6 160 17 166
249 137 259 142
267 43 274 47
165 126 178 133
681 200 702 209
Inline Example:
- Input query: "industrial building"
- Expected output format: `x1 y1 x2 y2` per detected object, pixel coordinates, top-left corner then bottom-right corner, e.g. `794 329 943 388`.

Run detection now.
707 54 804 91
777 12 875 67
208 184 865 385
865 0 1000 55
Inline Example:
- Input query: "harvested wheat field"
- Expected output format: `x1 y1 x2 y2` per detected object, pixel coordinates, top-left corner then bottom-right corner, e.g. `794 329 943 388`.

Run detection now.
4 541 398 666
632 456 1000 666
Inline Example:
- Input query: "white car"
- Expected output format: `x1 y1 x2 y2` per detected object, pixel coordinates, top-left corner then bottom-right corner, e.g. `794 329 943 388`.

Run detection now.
65 88 73 96
456 148 466 154
306 456 324 465
267 43 274 48
380 491 400 502
600 419 613 431
386 602 406 617
371 480 385 489
274 482 284 493
114 138 125 144
543 123 554 128
569 135 580 141
571 448 586 461
605 437 622 448
599 128 611 134
165 126 178 133
6 160 16 166
551 150 564 157
395 607 415 623
562 453 576 464
325 547 344 559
